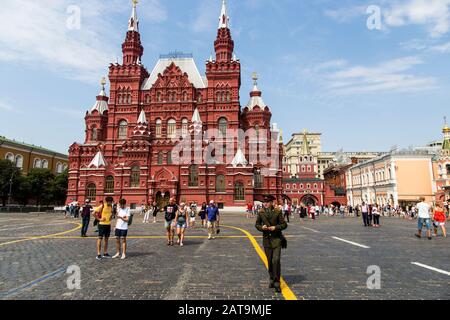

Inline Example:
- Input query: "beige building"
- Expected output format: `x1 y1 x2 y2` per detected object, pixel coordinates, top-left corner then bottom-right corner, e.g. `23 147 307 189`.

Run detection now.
346 151 435 207
0 136 68 175
284 130 381 179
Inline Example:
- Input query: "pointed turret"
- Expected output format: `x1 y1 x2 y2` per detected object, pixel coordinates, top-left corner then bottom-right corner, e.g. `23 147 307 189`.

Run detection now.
231 148 248 168
214 0 234 62
137 108 148 124
122 0 144 65
300 129 311 155
218 0 230 29
192 108 202 123
246 72 268 111
88 151 107 168
128 0 139 32
131 109 150 140
90 77 109 114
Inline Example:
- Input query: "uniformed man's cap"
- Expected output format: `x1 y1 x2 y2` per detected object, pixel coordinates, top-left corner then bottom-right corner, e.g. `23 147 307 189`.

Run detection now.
262 195 276 203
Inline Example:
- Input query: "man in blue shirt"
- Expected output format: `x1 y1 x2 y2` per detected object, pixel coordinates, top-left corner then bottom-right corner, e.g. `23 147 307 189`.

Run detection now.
206 200 220 240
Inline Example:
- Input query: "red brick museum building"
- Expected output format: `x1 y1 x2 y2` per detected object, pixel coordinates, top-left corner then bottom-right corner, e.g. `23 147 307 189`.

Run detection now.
67 1 283 209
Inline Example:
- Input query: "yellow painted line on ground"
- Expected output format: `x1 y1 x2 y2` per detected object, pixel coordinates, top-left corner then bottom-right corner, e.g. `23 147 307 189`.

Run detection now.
0 222 82 247
222 225 300 301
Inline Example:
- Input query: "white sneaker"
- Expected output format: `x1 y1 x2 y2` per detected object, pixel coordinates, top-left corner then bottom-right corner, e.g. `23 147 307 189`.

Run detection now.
112 253 120 259
180 242 184 247
121 254 126 260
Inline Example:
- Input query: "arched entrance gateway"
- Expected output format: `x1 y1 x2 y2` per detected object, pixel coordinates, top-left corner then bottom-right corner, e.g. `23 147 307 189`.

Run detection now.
300 194 318 206
156 191 170 208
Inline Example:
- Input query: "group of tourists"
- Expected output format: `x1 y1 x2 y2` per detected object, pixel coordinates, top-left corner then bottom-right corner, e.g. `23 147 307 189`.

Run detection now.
75 196 221 259
414 198 447 239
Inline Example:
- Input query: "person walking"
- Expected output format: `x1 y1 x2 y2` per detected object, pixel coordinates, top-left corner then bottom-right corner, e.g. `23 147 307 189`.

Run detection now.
246 202 253 219
415 197 432 240
95 197 114 260
206 200 220 240
113 199 130 260
175 203 189 246
255 195 288 294
151 201 159 223
433 204 447 238
189 203 197 228
80 199 93 237
373 204 381 227
143 203 150 224
361 202 369 227
283 203 290 223
164 198 178 246
199 202 207 228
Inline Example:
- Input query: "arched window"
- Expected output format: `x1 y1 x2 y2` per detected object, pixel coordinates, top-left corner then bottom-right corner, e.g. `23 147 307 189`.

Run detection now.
158 152 164 165
167 151 172 165
34 158 42 168
145 94 151 103
197 93 202 102
118 120 128 139
86 183 96 201
130 166 140 188
56 162 63 174
155 119 162 138
189 165 199 187
118 94 122 104
254 168 263 188
216 174 226 192
5 152 14 162
15 155 23 169
105 176 114 194
42 160 48 169
157 92 162 102
218 118 227 137
182 91 188 101
216 91 221 102
91 127 98 141
167 119 176 138
226 91 231 101
127 94 132 104
234 182 245 201
181 118 189 137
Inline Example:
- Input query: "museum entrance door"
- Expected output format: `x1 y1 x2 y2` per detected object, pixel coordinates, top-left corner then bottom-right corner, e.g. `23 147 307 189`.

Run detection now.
156 191 170 208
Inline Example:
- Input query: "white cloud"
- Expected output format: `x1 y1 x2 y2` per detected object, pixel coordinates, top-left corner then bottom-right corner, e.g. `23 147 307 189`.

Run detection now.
324 6 368 23
0 0 167 83
313 56 437 95
384 0 450 37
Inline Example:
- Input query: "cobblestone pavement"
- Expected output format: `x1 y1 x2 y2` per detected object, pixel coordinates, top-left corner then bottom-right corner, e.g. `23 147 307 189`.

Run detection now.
0 212 448 300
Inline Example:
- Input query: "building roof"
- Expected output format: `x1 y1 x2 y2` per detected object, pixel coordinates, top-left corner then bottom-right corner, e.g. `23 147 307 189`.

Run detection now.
246 74 269 111
137 109 147 124
88 151 107 168
0 136 68 158
128 0 139 32
90 89 109 114
141 57 207 90
231 148 248 167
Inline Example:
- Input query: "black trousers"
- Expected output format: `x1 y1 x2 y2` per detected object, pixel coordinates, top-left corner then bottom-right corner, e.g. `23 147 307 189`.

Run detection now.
373 215 380 225
368 214 373 225
362 212 369 226
264 246 282 288
284 211 290 223
81 217 90 236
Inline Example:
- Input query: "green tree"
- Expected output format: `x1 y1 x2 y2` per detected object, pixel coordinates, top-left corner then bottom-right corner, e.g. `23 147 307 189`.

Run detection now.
27 168 54 207
50 169 68 205
14 175 32 206
0 159 22 206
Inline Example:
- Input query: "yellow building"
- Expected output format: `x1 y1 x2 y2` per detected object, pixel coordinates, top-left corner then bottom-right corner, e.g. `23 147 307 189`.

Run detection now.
0 136 68 175
346 151 435 207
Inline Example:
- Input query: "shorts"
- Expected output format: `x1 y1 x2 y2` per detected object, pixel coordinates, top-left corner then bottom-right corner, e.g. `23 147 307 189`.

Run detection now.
115 229 128 238
165 220 174 229
98 225 111 238
152 211 158 217
189 217 196 222
176 221 187 229
418 218 431 230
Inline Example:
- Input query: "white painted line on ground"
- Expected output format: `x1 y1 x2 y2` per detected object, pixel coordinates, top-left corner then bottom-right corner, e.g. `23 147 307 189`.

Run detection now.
332 236 370 249
0 222 69 232
300 226 321 233
411 262 450 276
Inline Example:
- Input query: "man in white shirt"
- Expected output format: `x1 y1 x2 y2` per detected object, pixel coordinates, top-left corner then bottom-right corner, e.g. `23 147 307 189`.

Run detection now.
415 197 432 240
113 198 131 259
361 202 369 227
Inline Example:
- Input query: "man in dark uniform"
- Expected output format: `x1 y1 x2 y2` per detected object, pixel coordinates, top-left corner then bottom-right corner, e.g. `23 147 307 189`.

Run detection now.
255 195 288 293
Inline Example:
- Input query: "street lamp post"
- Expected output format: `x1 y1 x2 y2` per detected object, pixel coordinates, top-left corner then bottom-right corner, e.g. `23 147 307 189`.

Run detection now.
7 171 15 211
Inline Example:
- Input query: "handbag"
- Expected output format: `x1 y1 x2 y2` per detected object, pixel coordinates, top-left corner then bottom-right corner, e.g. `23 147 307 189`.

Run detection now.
260 211 287 249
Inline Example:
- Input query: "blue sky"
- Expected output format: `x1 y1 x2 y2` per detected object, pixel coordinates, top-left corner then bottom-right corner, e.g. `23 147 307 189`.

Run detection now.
0 0 449 154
